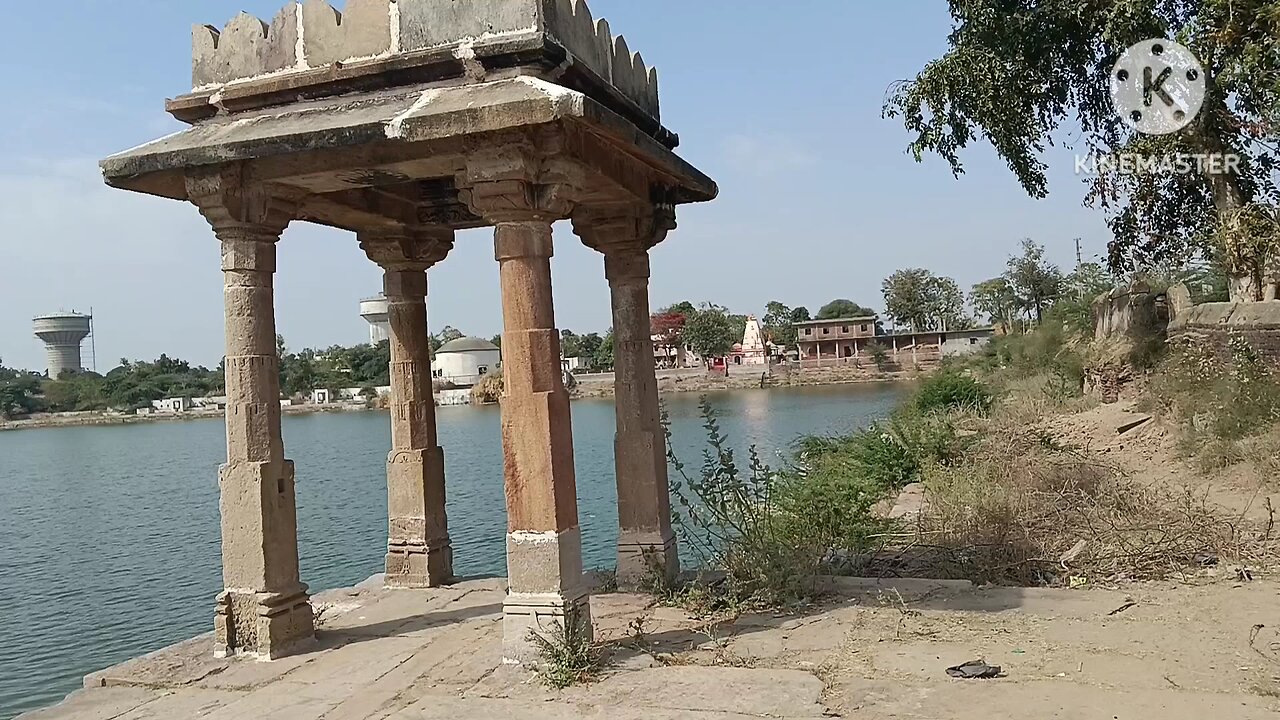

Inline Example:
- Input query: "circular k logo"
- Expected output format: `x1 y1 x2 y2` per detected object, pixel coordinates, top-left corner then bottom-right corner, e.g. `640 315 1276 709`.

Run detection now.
1110 39 1206 135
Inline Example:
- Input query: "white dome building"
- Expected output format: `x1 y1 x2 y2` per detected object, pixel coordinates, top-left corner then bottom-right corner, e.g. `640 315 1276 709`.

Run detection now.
432 337 501 388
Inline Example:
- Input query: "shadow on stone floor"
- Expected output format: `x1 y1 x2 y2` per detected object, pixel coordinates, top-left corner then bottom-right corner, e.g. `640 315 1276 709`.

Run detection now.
319 600 503 646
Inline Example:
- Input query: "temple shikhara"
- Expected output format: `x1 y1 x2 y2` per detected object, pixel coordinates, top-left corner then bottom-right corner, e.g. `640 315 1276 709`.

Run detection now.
100 0 715 664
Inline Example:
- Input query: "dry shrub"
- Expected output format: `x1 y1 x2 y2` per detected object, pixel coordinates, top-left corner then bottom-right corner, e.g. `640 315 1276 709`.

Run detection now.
1148 336 1280 473
470 373 504 404
886 431 1275 585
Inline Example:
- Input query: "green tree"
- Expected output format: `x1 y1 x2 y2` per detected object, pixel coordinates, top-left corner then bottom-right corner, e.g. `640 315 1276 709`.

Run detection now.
928 276 969 331
438 326 464 344
970 277 1020 330
560 329 581 358
43 373 108 412
592 330 616 371
664 301 697 317
864 341 891 372
577 333 604 368
1064 261 1114 303
683 304 739 360
283 352 320 396
884 0 1280 299
490 334 502 350
0 359 42 418
816 299 876 320
1053 261 1118 335
1005 240 1064 324
882 269 963 332
94 355 224 409
763 301 799 347
791 306 812 322
345 341 391 385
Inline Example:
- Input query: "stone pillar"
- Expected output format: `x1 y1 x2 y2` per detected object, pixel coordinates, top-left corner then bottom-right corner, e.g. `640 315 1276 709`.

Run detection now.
361 229 456 588
461 150 589 664
186 168 314 660
573 206 679 589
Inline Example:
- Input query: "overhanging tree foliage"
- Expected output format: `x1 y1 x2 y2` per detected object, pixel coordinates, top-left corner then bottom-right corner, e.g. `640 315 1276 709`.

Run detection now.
885 0 1280 299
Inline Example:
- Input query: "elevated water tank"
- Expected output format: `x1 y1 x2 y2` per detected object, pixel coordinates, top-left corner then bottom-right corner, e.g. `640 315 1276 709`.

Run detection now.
359 296 391 345
33 312 92 378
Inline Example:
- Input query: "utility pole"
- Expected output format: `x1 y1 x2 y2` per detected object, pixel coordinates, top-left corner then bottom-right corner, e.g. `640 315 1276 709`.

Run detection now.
1075 238 1083 268
89 306 98 373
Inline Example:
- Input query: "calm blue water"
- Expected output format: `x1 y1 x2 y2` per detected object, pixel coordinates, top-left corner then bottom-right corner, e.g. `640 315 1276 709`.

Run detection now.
0 385 901 718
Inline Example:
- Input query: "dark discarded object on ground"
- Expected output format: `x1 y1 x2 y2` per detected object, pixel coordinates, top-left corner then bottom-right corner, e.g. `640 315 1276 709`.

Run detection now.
1107 600 1137 616
946 659 1002 679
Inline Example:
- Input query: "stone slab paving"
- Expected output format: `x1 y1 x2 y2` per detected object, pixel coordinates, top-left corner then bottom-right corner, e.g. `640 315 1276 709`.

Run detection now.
21 576 1280 719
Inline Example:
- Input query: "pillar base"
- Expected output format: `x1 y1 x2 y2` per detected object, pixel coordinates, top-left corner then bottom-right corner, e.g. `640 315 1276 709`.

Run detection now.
616 530 679 591
385 541 454 588
503 527 592 665
385 447 453 588
213 587 315 660
502 591 593 666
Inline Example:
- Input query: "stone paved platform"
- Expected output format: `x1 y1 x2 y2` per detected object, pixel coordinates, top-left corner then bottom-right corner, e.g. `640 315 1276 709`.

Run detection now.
21 575 1280 719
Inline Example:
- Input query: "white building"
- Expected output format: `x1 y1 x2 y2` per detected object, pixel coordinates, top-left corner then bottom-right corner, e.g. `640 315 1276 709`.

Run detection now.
653 337 701 369
432 337 502 388
152 397 193 413
941 328 997 356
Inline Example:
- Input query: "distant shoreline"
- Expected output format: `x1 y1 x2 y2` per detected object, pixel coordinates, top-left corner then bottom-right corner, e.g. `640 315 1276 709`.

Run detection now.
1 367 918 433
0 403 373 433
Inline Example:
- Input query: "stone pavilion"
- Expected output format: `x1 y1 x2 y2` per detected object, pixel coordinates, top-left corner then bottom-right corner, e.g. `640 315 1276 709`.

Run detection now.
99 0 715 664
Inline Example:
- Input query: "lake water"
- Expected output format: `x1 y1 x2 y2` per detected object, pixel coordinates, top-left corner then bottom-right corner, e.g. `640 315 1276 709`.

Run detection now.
0 384 902 718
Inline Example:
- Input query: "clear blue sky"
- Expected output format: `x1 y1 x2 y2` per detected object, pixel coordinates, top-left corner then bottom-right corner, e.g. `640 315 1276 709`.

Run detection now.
0 1 1107 371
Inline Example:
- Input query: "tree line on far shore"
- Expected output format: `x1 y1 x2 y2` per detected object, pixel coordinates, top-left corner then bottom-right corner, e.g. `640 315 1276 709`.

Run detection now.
2 238 1175 419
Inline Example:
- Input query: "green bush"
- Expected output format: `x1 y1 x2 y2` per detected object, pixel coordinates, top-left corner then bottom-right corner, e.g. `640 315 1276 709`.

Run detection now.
914 371 993 414
794 430 915 491
776 455 885 574
667 401 886 607
793 408 962 495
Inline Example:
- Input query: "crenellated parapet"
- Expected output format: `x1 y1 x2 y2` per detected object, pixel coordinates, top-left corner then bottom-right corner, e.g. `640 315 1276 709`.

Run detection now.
543 0 659 123
194 7 303 87
191 0 658 121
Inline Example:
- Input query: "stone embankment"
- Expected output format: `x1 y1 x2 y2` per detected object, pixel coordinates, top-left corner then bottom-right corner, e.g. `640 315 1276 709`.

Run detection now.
573 364 917 399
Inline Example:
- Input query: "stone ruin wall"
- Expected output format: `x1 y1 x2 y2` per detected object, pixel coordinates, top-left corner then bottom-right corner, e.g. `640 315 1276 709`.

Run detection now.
1092 282 1168 345
191 0 659 119
1168 301 1280 365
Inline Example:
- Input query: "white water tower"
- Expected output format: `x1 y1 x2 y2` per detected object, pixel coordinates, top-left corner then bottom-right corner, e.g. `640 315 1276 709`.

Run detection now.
359 296 391 345
33 312 93 378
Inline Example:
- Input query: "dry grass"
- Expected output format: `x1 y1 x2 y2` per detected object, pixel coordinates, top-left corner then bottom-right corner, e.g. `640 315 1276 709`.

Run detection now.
879 428 1277 586
986 373 1099 427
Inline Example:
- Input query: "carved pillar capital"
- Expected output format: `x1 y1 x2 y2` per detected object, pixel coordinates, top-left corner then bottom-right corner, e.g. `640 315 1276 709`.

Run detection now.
459 144 585 223
185 165 299 239
358 227 455 272
573 204 675 284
